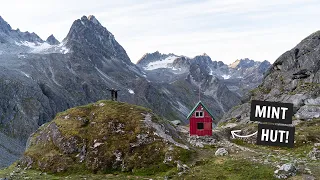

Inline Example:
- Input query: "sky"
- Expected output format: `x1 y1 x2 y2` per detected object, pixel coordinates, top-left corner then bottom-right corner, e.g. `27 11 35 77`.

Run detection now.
1 0 320 64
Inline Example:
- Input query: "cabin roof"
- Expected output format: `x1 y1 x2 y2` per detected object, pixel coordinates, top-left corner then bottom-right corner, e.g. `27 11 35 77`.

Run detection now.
187 101 215 120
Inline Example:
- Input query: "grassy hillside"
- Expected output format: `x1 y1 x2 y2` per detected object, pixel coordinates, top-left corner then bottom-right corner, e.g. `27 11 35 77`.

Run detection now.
1 101 319 179
6 100 191 176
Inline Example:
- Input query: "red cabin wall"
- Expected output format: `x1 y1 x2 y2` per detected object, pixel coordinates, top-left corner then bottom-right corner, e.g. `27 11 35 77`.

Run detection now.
189 104 213 136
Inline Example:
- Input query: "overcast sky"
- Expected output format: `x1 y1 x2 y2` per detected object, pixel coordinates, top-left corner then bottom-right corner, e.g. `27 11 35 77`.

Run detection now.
1 0 320 64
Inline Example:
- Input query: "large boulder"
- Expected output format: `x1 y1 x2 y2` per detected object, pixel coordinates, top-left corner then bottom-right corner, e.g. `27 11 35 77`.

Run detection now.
274 163 297 179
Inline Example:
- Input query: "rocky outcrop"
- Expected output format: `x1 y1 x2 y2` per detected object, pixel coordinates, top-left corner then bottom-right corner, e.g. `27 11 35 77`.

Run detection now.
19 101 190 173
274 163 297 179
222 30 320 123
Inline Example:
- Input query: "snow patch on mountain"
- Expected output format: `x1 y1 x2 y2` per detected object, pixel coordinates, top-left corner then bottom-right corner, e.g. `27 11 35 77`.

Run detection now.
20 71 31 78
222 74 231 79
14 41 69 54
128 89 135 94
209 69 213 75
144 55 179 70
18 54 26 59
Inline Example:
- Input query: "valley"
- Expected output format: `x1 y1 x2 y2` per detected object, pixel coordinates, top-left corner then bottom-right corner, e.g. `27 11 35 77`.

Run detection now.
0 11 319 180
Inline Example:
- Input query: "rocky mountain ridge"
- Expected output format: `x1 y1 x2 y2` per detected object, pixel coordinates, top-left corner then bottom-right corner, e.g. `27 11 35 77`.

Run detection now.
0 15 187 167
137 52 271 97
222 30 320 123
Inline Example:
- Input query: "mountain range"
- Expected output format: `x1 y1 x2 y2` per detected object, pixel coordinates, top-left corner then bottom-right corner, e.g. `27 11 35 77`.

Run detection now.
0 15 269 167
136 51 270 97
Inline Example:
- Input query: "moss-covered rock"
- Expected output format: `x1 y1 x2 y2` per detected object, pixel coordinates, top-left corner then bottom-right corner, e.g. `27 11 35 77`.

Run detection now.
19 100 191 175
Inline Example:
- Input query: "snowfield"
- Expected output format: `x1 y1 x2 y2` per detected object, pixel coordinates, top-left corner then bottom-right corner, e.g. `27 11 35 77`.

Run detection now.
222 74 231 79
15 41 69 54
144 55 179 70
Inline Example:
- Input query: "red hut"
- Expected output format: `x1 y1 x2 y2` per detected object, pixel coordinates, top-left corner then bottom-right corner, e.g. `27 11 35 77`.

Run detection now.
187 101 215 136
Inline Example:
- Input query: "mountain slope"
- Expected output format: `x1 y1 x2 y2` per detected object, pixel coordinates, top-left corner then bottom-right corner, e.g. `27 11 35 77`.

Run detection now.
0 15 191 168
137 53 243 119
222 30 320 123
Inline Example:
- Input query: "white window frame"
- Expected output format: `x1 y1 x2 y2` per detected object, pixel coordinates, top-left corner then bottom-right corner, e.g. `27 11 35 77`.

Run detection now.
195 111 204 118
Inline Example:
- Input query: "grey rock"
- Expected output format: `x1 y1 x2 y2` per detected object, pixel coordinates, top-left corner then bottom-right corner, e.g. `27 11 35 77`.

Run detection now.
305 97 320 105
274 163 297 179
295 105 320 120
215 148 228 156
171 120 181 126
176 160 189 175
308 147 320 160
188 135 216 148
19 156 33 169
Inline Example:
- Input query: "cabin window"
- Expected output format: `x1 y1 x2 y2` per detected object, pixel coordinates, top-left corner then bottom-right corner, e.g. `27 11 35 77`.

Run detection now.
195 111 204 118
197 122 204 130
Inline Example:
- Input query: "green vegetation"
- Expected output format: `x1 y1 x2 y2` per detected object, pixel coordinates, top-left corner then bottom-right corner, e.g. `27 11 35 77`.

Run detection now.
231 105 241 111
2 100 320 179
229 119 320 160
19 100 191 176
288 81 320 95
1 154 277 180
0 163 164 180
231 138 247 146
295 118 320 147
250 85 271 96
218 121 228 127
181 157 276 180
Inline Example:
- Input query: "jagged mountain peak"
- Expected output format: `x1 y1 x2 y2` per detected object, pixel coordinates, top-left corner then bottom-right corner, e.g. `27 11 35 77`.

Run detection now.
136 51 180 68
65 15 132 64
0 15 12 34
46 34 60 45
229 59 240 68
67 15 111 37
0 15 46 53
139 51 161 60
78 15 104 29
192 54 213 65
87 15 101 25
229 58 256 69
268 30 320 78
